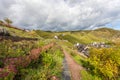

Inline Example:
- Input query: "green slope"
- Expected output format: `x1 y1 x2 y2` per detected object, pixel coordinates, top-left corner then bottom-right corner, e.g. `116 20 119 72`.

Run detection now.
0 26 39 38
53 27 120 44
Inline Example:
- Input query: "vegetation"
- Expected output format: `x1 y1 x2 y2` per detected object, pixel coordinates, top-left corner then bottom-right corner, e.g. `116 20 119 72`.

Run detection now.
87 48 120 80
0 20 4 25
4 18 13 26
58 34 81 44
15 45 64 80
0 21 120 80
35 30 54 39
68 47 120 80
61 37 120 80
0 40 37 58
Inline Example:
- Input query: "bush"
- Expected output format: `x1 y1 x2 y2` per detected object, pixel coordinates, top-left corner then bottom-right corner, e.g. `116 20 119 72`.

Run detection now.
87 48 120 80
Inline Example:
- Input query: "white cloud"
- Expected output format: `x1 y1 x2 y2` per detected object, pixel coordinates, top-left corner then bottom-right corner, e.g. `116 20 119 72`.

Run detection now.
0 0 120 31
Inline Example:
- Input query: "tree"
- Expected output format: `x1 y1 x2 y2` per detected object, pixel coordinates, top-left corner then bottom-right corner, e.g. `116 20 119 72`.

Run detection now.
4 18 12 26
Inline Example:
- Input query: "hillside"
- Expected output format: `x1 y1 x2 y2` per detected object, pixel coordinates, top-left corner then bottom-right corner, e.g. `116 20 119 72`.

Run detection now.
1 24 119 44
48 27 120 44
0 25 120 80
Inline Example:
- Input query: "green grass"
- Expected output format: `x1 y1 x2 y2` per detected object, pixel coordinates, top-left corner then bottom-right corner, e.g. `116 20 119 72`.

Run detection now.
80 70 102 80
15 45 64 80
35 30 55 39
2 26 39 38
0 40 38 58
57 27 120 44
58 34 81 44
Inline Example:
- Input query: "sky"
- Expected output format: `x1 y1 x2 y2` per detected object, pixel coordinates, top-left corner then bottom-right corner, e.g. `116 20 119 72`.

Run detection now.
0 0 120 31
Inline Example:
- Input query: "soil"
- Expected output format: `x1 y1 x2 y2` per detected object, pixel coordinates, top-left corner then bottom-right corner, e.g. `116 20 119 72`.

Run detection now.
63 50 83 80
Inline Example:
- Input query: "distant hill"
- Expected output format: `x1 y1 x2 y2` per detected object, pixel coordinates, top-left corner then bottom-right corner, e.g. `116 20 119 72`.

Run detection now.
93 27 120 39
49 27 120 44
35 30 54 39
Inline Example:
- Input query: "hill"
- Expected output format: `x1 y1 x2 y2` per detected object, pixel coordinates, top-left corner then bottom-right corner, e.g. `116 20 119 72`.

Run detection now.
1 22 119 44
0 24 120 80
49 27 120 44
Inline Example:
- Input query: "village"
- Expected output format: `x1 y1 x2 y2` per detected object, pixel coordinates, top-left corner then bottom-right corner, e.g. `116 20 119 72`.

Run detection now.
74 42 110 57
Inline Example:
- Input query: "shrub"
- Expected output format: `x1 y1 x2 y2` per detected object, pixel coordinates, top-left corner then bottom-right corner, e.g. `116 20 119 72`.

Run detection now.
87 48 120 80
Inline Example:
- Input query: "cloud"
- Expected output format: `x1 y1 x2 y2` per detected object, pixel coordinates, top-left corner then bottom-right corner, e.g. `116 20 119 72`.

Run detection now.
0 0 120 31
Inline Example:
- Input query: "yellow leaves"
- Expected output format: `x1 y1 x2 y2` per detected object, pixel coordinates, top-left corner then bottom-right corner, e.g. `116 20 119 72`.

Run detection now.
100 60 118 79
88 48 120 79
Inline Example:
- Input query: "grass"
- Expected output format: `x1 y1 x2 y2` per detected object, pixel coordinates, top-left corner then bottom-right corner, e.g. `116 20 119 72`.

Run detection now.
2 26 38 38
58 27 120 44
35 30 55 39
80 70 102 80
58 34 81 44
60 41 85 65
15 45 64 80
0 40 38 58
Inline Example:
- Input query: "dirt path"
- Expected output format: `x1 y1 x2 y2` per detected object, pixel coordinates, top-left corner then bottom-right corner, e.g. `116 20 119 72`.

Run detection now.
63 50 83 80
62 58 71 80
